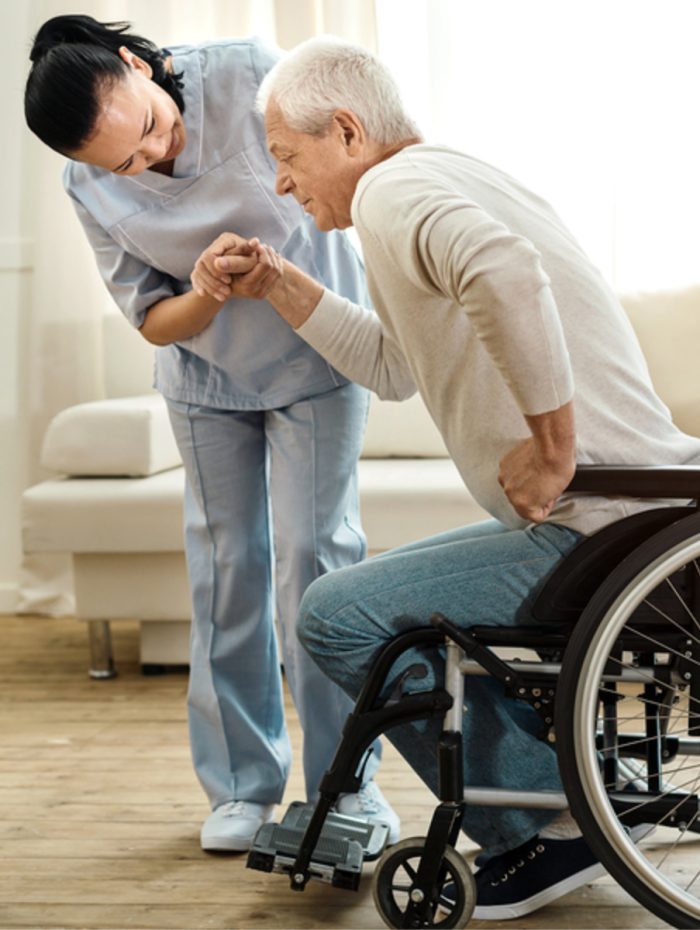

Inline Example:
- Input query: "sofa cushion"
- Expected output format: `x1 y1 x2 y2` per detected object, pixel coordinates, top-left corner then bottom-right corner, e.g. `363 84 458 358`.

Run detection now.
40 394 182 477
22 468 186 553
621 284 700 438
22 458 485 557
358 458 488 550
362 393 449 458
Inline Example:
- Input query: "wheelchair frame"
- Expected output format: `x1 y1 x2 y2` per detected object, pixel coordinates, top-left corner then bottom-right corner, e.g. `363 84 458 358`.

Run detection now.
247 466 700 929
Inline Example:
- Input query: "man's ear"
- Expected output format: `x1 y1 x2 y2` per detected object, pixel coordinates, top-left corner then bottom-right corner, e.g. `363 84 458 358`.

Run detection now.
118 45 153 79
332 109 365 154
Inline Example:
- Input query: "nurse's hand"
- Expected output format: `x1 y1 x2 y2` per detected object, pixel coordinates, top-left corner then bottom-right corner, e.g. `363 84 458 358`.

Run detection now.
216 241 283 300
191 232 258 302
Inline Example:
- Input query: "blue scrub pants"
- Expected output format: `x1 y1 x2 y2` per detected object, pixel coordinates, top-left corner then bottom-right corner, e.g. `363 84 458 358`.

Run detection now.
297 518 583 858
166 382 380 808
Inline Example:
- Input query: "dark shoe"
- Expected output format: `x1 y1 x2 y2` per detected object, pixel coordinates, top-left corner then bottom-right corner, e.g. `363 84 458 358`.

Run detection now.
471 834 604 920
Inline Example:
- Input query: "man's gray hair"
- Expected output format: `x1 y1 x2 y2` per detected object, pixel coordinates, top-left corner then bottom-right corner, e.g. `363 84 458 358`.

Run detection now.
257 36 421 144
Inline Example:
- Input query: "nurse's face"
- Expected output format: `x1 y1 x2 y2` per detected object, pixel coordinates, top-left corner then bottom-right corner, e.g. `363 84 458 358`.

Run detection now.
265 104 364 231
72 48 186 175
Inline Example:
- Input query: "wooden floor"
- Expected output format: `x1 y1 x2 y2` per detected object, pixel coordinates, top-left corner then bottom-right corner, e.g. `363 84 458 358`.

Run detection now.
0 615 672 930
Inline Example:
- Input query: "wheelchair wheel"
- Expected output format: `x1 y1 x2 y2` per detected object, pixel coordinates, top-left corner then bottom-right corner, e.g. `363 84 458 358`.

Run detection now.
556 517 700 928
372 836 475 929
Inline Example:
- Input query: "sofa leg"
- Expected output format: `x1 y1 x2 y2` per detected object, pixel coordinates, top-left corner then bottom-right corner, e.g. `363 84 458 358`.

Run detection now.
88 620 117 679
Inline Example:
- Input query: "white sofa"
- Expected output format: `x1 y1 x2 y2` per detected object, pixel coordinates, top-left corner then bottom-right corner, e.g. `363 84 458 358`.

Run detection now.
21 309 488 675
21 286 700 676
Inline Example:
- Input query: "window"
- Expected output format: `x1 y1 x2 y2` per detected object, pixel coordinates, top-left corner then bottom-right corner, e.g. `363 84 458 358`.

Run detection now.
376 0 700 291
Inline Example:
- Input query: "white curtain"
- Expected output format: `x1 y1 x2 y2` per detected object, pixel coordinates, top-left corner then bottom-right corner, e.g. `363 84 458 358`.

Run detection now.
375 0 700 293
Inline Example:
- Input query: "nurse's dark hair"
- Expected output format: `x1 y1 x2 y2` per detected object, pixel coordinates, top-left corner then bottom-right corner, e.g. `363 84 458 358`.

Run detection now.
24 14 185 155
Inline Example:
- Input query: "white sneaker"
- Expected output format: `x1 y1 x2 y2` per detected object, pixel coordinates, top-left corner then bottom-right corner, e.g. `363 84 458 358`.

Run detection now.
335 781 401 844
200 800 275 852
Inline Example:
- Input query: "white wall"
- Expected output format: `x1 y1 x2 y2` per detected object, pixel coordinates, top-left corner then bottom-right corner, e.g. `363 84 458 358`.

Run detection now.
1 2 103 615
0 3 35 612
0 1 104 615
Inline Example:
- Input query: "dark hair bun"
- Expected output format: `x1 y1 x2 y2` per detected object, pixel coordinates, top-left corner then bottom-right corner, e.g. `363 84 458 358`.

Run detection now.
29 14 129 62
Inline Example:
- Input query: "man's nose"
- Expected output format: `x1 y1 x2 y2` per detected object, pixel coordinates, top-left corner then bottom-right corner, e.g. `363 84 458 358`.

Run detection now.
275 166 293 196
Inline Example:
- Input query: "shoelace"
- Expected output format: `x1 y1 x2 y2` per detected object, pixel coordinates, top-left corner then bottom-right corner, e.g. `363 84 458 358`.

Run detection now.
482 841 546 886
222 800 247 817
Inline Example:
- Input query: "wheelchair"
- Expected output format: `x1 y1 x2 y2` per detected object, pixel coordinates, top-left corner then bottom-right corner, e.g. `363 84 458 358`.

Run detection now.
248 466 700 928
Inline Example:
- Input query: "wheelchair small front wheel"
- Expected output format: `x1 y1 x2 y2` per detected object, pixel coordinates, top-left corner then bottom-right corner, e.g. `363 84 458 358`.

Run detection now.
372 836 475 929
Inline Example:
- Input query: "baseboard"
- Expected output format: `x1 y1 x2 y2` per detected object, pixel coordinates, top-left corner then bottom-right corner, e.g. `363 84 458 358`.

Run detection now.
0 583 19 614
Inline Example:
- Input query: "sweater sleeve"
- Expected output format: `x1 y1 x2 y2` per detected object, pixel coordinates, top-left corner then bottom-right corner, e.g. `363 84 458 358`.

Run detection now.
296 289 417 401
357 173 575 417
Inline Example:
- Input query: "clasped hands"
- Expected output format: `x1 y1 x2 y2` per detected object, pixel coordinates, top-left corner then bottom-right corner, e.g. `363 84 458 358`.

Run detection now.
191 232 282 302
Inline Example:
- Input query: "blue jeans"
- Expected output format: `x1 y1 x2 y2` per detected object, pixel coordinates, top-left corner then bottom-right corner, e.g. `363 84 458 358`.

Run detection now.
298 518 583 857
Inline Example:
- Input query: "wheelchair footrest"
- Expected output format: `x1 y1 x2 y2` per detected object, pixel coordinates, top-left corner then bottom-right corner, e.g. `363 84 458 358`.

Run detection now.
247 800 390 889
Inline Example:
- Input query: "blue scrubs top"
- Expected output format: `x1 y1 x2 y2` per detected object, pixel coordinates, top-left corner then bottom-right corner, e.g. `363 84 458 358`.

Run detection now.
64 38 370 409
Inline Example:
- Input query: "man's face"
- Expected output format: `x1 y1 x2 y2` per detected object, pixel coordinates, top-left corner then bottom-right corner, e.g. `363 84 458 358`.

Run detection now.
265 104 360 231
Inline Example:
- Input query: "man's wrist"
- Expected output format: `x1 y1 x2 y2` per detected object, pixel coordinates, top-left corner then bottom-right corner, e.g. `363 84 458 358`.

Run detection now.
266 259 324 329
526 401 576 471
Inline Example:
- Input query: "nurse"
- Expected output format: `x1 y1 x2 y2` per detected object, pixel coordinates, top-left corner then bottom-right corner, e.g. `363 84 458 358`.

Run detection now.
24 14 399 852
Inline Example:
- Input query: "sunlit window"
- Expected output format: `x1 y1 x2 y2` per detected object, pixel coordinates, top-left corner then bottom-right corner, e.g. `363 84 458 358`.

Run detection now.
376 0 700 291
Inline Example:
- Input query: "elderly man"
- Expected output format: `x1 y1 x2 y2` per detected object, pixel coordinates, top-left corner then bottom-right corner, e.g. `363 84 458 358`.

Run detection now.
192 38 700 920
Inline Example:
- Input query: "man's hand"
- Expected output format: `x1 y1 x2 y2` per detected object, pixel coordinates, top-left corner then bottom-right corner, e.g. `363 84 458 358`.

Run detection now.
198 237 323 329
498 401 576 523
216 241 283 300
191 232 259 301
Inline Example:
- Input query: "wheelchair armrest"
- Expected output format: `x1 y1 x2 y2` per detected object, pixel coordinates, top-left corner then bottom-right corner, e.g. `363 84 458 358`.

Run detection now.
567 465 700 500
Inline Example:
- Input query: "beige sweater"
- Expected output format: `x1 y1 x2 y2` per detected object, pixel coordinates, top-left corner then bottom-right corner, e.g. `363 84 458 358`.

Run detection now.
297 144 700 534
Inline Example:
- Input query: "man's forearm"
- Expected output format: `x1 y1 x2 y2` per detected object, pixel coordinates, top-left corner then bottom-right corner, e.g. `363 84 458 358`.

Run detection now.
264 260 324 329
139 290 223 346
525 400 576 472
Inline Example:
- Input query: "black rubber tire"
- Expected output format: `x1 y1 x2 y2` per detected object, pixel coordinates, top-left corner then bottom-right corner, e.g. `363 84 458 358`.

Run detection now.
555 515 700 928
372 836 475 929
